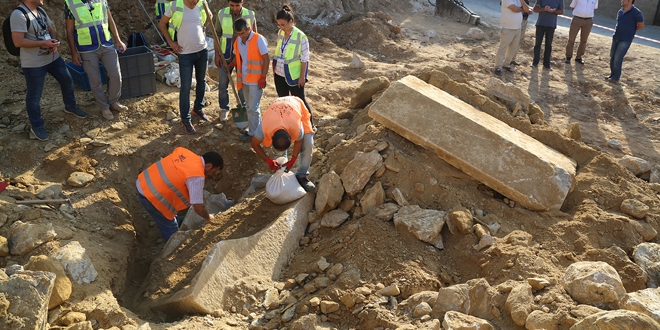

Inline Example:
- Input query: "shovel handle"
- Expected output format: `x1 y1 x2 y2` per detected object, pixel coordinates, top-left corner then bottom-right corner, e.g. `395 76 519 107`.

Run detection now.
16 199 70 205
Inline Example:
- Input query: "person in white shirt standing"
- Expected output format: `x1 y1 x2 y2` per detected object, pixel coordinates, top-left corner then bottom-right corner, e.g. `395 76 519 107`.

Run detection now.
565 0 598 64
494 0 530 75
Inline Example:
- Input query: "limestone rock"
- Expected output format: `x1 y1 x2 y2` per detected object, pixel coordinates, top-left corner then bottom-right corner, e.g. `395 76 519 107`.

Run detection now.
59 311 87 326
608 139 623 150
378 284 400 296
262 288 279 310
320 300 340 314
571 310 660 330
1 265 55 330
350 76 390 109
289 314 318 330
65 321 93 330
340 150 383 197
391 187 409 206
485 77 531 110
430 284 469 319
448 208 474 235
315 171 344 216
393 205 445 243
67 172 94 187
8 221 56 255
562 261 626 309
567 122 582 142
413 302 432 318
525 310 558 330
21 208 42 221
372 203 399 221
651 164 660 183
620 199 650 219
37 184 62 200
53 241 98 285
0 236 8 257
570 304 604 319
348 53 365 70
466 27 485 40
583 246 648 292
527 277 551 291
25 255 72 309
619 155 651 175
633 243 660 289
466 278 492 320
327 133 346 148
621 288 660 324
442 311 493 330
476 235 494 251
505 283 533 326
360 182 385 214
368 75 575 211
320 209 350 228
528 103 545 124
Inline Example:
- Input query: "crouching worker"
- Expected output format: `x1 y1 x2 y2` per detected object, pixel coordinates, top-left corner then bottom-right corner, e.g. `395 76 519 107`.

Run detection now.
251 96 316 192
137 147 224 242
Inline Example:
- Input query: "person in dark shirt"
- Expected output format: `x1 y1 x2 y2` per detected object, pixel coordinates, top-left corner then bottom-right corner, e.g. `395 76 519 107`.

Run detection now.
607 0 644 83
531 0 564 70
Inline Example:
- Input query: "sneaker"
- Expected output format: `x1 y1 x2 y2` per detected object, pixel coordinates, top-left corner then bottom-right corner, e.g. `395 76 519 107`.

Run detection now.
543 65 553 71
63 106 88 119
101 108 114 120
510 60 520 66
575 58 585 65
219 109 230 122
182 121 196 134
564 57 571 63
530 63 538 68
110 102 128 112
193 109 210 121
296 176 316 192
494 68 502 75
30 126 49 141
239 132 252 142
505 66 515 72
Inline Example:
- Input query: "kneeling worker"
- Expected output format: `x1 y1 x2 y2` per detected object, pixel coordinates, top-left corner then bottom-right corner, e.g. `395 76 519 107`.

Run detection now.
251 96 316 192
137 147 224 242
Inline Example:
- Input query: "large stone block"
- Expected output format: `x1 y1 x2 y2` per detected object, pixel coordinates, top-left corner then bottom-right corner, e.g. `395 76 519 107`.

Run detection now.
368 75 576 211
151 194 314 315
1 265 55 330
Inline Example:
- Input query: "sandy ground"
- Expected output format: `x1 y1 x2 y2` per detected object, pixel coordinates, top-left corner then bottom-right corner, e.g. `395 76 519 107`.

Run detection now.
1 0 660 329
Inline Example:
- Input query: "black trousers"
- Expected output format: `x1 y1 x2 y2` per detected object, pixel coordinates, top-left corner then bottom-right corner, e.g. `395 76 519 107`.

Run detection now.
533 25 556 67
274 74 313 124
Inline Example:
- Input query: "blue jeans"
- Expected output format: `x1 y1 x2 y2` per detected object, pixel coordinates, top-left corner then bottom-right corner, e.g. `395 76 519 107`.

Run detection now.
178 49 208 121
22 57 77 129
275 132 314 178
218 66 245 110
242 84 264 135
138 193 180 242
609 38 631 80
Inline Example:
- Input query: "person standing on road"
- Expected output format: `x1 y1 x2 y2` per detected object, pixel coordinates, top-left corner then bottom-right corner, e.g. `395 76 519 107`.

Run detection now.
11 0 88 141
232 18 269 142
214 0 255 122
564 0 599 65
65 0 128 121
137 147 223 242
607 0 644 83
510 0 531 66
250 96 316 192
494 0 530 75
273 4 314 126
531 0 564 70
159 0 212 134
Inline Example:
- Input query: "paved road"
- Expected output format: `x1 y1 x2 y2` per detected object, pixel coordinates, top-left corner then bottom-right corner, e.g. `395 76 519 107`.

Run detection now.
458 0 660 49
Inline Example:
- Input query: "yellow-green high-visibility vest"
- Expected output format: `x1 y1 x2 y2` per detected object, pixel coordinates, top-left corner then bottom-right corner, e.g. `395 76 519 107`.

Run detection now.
216 7 255 60
168 0 206 41
65 0 113 53
155 0 171 20
274 26 308 86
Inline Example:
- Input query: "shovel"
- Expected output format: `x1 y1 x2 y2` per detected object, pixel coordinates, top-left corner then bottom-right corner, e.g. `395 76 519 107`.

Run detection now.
202 1 248 129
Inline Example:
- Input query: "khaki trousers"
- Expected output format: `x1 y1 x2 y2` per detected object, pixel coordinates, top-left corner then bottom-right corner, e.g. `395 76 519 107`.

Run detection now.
565 16 593 59
495 28 521 69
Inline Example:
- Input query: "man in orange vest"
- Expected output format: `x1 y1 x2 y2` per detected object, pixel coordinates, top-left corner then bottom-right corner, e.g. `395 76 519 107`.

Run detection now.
136 147 224 242
250 96 316 192
231 18 269 142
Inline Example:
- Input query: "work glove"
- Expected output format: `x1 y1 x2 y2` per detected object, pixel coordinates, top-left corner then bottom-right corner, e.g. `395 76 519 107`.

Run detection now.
258 76 267 89
284 156 297 171
265 158 280 171
227 61 235 70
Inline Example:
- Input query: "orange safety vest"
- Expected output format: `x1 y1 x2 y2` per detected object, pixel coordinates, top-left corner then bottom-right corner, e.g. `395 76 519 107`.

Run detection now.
137 147 204 219
234 32 265 90
261 96 314 148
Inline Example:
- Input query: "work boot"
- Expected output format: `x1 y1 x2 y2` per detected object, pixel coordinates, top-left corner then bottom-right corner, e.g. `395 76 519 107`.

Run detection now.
30 126 49 141
494 68 502 75
63 106 88 118
110 102 128 112
219 109 230 122
564 57 571 63
101 109 114 120
182 121 196 134
296 176 316 192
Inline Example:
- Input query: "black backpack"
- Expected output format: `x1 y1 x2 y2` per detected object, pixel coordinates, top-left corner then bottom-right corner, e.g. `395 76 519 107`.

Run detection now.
3 5 47 56
128 32 148 48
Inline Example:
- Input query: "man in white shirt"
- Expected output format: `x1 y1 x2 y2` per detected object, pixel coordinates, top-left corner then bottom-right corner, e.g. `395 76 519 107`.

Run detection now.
565 0 599 64
159 0 212 134
494 0 530 75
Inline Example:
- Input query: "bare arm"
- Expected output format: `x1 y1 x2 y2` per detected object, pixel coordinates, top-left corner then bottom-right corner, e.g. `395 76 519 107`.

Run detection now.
251 137 270 162
291 139 302 159
159 15 183 53
192 204 212 224
106 9 126 52
637 22 644 30
261 52 270 77
508 4 523 13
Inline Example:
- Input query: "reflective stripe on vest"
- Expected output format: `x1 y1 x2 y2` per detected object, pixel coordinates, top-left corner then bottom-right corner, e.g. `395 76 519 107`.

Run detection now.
273 26 307 86
137 147 204 219
65 0 112 53
217 7 255 60
261 96 313 148
168 0 206 42
234 32 264 90
155 0 171 20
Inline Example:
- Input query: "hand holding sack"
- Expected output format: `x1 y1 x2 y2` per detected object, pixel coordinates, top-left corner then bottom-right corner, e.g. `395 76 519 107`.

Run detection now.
265 157 306 204
265 158 280 171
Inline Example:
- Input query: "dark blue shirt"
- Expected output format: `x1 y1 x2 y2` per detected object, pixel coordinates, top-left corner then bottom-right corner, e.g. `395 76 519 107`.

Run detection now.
613 6 644 42
535 0 563 28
